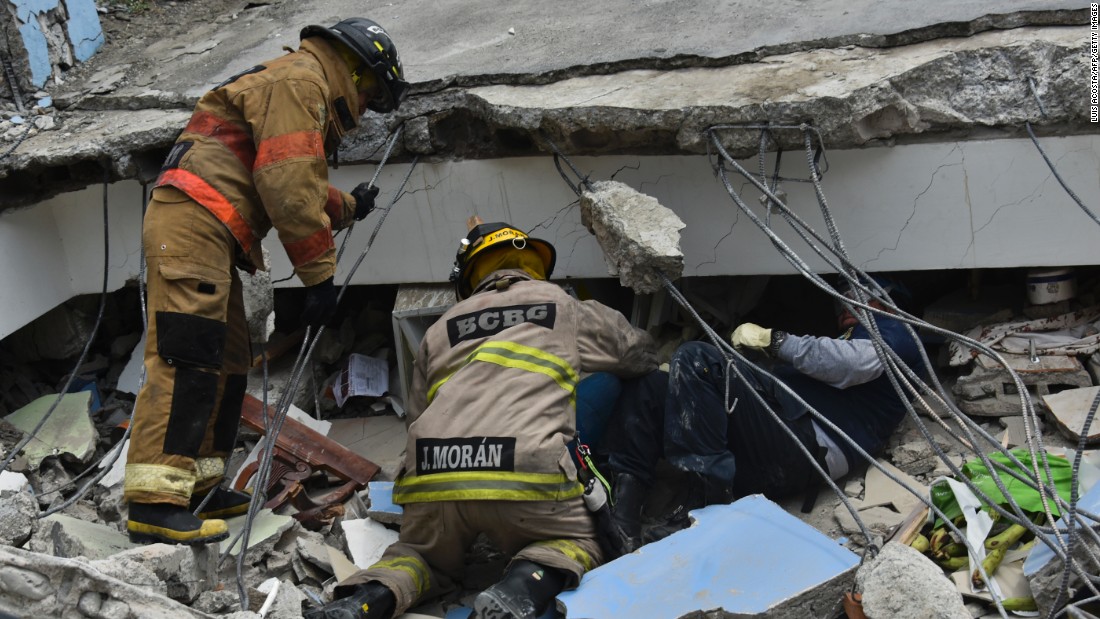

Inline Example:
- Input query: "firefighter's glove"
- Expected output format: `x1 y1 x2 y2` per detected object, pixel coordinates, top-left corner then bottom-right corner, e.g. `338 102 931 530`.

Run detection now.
731 323 772 352
352 183 379 221
300 277 338 330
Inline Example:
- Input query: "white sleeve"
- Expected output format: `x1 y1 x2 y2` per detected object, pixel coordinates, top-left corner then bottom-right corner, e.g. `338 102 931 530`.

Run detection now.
776 334 885 389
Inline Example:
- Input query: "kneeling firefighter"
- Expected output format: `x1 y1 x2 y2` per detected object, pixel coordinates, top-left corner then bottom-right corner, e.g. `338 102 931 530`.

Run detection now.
123 17 408 545
305 220 657 618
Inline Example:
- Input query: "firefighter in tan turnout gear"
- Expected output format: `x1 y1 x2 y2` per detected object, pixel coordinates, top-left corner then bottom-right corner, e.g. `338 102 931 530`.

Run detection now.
124 18 409 545
305 221 658 619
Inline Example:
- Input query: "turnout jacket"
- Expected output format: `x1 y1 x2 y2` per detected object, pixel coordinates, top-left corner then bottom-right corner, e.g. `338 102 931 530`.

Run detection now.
155 38 360 286
393 270 658 504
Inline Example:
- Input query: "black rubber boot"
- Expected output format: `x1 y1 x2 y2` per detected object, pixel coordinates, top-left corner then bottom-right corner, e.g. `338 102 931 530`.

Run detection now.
642 473 729 545
609 473 648 554
127 501 229 545
474 559 567 619
190 486 252 519
302 582 396 619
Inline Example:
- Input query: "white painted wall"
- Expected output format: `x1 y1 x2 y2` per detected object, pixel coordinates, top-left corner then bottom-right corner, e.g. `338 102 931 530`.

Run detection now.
0 204 73 338
2 134 1097 340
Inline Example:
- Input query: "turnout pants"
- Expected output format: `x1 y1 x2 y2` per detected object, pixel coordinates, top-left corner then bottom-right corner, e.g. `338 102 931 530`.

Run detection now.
337 498 603 615
124 187 252 506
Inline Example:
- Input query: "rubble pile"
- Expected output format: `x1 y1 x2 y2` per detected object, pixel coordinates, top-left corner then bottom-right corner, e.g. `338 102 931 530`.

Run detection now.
0 266 1095 617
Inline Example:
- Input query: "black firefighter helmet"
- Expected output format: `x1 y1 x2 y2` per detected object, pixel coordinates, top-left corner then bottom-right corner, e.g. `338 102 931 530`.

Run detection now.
300 17 410 113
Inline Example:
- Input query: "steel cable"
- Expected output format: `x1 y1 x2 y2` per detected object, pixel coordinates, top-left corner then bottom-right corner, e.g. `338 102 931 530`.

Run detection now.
709 129 1076 560
706 125 1097 612
224 142 419 611
709 126 1071 541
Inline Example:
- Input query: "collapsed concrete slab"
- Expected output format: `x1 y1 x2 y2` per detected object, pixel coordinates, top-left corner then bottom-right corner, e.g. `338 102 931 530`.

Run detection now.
0 544 216 619
557 495 858 618
579 180 685 294
106 543 218 604
1 17 1092 209
0 489 38 547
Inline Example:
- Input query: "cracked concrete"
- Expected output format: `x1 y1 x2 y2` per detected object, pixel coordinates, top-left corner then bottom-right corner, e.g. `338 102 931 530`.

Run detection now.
0 1 1093 208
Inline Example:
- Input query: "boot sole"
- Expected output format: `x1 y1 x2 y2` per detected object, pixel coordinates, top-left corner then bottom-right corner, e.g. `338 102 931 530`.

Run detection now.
474 587 536 619
127 521 230 545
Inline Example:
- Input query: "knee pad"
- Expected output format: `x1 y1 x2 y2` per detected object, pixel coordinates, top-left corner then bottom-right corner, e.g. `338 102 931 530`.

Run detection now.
157 311 227 458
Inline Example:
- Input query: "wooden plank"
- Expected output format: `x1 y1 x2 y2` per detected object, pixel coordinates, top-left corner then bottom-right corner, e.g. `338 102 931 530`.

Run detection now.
239 394 380 486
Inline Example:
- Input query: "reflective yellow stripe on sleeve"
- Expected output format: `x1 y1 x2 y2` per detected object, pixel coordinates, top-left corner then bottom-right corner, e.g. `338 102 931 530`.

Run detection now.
427 341 579 406
392 470 585 504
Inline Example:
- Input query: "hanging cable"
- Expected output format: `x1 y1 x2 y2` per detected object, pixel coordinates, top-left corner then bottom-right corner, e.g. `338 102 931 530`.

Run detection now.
542 124 1100 618
708 126 1079 559
705 124 1099 614
1024 75 1100 618
224 144 421 610
38 181 151 516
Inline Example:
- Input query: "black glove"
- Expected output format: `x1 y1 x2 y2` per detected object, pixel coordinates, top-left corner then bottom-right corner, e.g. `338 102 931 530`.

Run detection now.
300 277 337 329
351 183 379 221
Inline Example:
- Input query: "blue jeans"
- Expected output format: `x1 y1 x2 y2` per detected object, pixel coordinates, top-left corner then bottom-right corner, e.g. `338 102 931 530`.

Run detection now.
569 372 623 469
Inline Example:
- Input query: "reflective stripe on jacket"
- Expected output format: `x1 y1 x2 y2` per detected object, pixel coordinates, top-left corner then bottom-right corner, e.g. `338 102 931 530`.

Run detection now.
393 270 658 504
154 38 359 285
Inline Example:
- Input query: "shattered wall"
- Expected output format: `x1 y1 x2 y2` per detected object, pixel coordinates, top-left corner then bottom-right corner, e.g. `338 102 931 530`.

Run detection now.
2 0 104 93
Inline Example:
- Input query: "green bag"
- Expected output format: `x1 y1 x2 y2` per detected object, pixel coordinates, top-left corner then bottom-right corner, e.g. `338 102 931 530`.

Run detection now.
930 448 1073 525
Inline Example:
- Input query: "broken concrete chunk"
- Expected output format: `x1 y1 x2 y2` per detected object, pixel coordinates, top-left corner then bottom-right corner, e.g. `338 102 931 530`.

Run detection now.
192 589 242 614
579 180 685 294
29 513 136 560
295 535 335 576
890 439 942 477
4 391 96 469
240 246 274 345
857 541 969 619
861 459 924 515
87 553 166 597
224 509 296 558
558 496 858 618
0 490 38 547
0 471 29 493
107 543 218 604
953 354 1092 417
834 502 905 544
1042 386 1100 444
0 545 213 618
263 579 307 619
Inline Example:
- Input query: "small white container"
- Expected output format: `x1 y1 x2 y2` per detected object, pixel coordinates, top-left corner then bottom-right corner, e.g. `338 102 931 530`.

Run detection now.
1026 267 1076 305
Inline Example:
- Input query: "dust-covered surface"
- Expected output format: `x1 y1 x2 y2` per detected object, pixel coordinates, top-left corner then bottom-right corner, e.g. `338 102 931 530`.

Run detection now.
0 0 1094 208
0 269 1096 618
